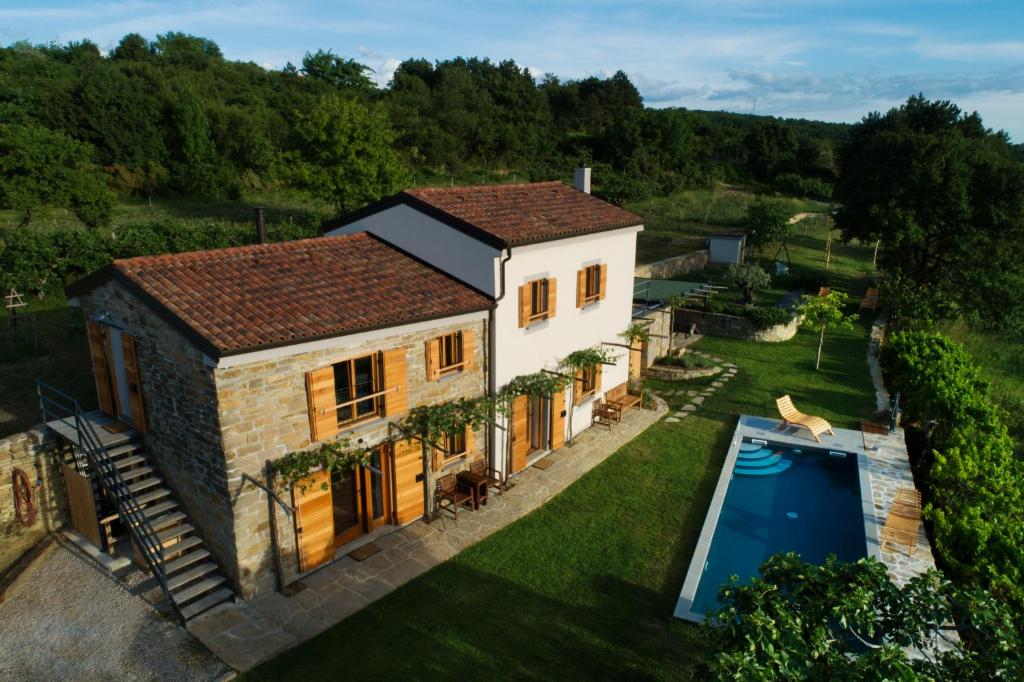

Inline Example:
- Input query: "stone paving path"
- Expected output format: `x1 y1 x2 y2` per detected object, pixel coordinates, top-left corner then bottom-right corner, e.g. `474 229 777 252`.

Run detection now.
190 397 667 671
663 350 736 423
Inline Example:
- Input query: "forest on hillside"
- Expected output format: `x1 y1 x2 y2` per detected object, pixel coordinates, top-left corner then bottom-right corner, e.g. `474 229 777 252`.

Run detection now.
0 32 846 227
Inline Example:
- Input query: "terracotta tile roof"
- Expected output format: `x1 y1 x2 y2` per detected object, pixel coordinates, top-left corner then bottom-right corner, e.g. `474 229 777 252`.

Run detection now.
400 181 643 246
90 234 491 357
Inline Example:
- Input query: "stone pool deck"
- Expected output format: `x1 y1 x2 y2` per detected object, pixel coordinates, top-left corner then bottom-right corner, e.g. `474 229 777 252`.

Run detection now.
189 397 667 671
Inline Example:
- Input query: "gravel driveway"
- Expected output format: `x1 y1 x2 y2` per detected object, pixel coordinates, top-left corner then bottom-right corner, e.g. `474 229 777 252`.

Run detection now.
0 538 228 680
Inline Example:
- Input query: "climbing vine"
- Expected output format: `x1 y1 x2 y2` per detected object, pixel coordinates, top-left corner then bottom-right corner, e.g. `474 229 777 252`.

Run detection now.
619 322 651 345
496 371 571 412
267 438 371 492
559 345 619 373
399 396 494 444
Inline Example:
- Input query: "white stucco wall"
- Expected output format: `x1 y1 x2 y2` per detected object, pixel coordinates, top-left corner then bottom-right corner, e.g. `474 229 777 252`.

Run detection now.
325 204 502 295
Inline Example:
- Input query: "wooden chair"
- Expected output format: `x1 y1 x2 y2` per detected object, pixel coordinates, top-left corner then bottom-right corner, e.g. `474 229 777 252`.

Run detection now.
436 473 474 520
469 458 504 496
880 487 922 556
592 399 616 429
818 286 831 297
776 395 835 442
860 287 880 311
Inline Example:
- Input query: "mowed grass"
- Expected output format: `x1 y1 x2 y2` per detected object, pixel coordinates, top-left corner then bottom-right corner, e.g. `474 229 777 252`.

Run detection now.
247 234 876 681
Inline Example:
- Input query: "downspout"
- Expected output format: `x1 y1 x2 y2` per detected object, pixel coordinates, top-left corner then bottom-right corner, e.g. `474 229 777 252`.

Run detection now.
488 247 512 483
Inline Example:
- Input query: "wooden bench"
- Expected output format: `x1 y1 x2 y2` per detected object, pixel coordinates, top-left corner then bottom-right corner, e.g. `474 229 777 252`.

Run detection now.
605 382 642 414
859 287 880 311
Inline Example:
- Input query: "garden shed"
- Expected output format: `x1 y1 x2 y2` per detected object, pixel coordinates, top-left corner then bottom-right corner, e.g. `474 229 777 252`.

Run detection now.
708 232 746 265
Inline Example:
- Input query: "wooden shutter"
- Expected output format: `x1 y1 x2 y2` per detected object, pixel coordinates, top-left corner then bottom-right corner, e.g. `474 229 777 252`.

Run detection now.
462 329 476 370
573 369 585 406
424 339 440 381
546 278 557 318
382 348 408 416
120 333 147 433
629 339 642 379
576 269 586 308
465 427 476 456
305 367 338 443
550 389 566 450
87 321 116 417
594 364 603 394
293 469 333 572
393 439 425 524
431 446 443 472
598 264 608 301
518 284 530 328
511 395 529 473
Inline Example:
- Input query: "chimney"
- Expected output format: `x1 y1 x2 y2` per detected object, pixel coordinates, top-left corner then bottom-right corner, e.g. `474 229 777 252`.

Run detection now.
574 167 592 194
254 207 266 244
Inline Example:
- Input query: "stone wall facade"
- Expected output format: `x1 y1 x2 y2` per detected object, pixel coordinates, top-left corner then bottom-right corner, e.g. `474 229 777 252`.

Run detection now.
631 304 672 368
216 316 489 595
633 250 709 279
673 308 799 342
0 426 66 572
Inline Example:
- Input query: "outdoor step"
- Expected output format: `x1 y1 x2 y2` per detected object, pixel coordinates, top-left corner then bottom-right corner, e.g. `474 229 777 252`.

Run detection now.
149 511 188 531
141 500 179 518
119 466 155 481
166 561 219 591
163 548 210 574
114 454 147 469
161 535 203 558
735 460 793 477
157 524 194 546
108 442 143 459
134 487 172 506
180 588 234 621
127 477 163 494
172 574 227 605
736 454 782 469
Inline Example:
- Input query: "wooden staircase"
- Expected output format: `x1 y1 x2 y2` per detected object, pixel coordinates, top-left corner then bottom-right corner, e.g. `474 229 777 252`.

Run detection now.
38 381 234 623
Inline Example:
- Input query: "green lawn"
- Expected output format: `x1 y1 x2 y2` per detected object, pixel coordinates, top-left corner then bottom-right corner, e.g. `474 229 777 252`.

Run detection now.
247 237 877 681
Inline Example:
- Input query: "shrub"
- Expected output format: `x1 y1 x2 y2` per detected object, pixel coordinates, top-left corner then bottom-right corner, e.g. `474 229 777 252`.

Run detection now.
774 172 834 199
742 304 793 330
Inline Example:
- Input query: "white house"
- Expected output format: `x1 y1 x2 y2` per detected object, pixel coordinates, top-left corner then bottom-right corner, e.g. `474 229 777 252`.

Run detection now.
323 170 644 479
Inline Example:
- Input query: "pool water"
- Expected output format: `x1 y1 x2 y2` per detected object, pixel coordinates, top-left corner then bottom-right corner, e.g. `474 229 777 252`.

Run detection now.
689 438 866 617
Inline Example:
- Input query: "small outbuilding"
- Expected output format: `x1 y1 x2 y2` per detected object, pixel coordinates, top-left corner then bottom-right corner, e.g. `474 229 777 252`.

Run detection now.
708 232 746 265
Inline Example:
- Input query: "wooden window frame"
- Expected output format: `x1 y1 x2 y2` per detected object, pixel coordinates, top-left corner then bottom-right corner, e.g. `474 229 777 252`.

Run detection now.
579 365 598 400
332 352 384 427
437 331 465 376
528 278 551 322
442 429 468 465
583 265 601 305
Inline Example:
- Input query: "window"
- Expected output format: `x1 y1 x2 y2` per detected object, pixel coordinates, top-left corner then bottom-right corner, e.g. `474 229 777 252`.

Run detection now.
442 429 468 465
529 279 550 320
438 331 464 375
333 353 383 425
579 365 598 398
583 265 601 303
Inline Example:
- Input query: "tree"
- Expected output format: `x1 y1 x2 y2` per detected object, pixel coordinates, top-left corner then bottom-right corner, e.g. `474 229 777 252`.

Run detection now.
725 263 770 305
301 50 374 91
151 32 222 68
0 122 115 227
835 95 1024 332
290 94 408 212
744 197 792 256
166 92 220 196
111 33 151 61
796 291 858 370
705 553 1023 680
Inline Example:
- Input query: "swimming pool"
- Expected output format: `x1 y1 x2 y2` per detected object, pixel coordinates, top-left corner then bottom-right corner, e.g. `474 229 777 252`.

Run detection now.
674 416 879 621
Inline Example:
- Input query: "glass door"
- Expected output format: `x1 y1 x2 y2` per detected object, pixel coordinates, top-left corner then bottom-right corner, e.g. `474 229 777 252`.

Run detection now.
362 447 391 532
331 469 364 546
527 395 552 454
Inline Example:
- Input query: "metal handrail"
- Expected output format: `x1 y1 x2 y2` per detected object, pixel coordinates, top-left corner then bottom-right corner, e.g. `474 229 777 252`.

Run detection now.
36 379 183 624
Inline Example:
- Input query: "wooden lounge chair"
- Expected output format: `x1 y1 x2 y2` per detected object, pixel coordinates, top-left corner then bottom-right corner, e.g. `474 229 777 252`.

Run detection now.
859 287 880 311
776 395 835 442
436 473 473 520
880 487 922 556
818 286 831 297
469 458 504 496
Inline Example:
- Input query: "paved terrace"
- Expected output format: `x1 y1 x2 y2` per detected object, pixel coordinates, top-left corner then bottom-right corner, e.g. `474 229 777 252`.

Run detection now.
189 396 668 671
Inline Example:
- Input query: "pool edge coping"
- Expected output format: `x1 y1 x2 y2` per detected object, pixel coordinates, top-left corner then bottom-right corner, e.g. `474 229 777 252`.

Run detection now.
673 415 880 623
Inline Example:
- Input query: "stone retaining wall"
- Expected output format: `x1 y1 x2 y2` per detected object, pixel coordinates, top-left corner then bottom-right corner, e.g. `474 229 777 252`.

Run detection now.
631 303 672 368
643 364 721 381
634 250 709 279
673 308 799 342
0 426 66 572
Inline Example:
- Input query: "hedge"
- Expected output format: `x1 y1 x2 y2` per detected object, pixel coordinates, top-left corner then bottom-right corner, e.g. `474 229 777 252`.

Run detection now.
0 221 318 296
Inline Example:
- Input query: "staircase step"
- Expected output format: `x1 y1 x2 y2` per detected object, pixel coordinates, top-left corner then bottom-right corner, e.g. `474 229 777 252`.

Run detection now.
161 535 203 558
128 477 163 494
735 459 793 477
180 588 233 621
163 548 210 574
135 487 172 506
108 442 142 459
150 511 188 531
120 466 155 481
141 500 179 519
114 454 147 470
172 574 227 605
737 454 782 469
157 524 194 546
166 561 219 591
739 442 765 453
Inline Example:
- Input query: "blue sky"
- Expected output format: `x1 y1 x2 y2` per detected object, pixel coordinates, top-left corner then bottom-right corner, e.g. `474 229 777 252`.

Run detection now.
2 0 1022 140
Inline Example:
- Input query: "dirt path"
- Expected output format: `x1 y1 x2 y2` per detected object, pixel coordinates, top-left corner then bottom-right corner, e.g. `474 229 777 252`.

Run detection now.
0 538 227 681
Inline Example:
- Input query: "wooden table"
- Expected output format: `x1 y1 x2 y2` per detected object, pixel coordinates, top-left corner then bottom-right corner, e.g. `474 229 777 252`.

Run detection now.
456 471 488 510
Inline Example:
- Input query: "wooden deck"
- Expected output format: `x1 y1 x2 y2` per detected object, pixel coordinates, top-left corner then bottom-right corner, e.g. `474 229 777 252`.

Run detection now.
46 411 139 449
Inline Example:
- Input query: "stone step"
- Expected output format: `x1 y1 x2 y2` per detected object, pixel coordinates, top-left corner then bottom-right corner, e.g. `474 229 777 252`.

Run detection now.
120 465 155 481
179 588 233 621
157 524 194 546
166 561 219 591
128 477 163 495
163 548 211 574
161 535 203 559
172 574 227 605
114 454 147 470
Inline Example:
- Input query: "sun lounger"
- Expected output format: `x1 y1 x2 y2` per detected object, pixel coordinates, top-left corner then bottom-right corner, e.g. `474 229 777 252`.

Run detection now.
776 395 835 442
859 287 880 311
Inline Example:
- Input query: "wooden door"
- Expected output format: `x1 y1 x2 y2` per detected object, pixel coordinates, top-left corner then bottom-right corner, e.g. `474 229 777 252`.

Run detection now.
361 447 390 532
121 333 147 433
550 389 566 450
511 395 529 473
293 470 334 572
629 339 642 379
86 321 116 417
393 439 425 524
